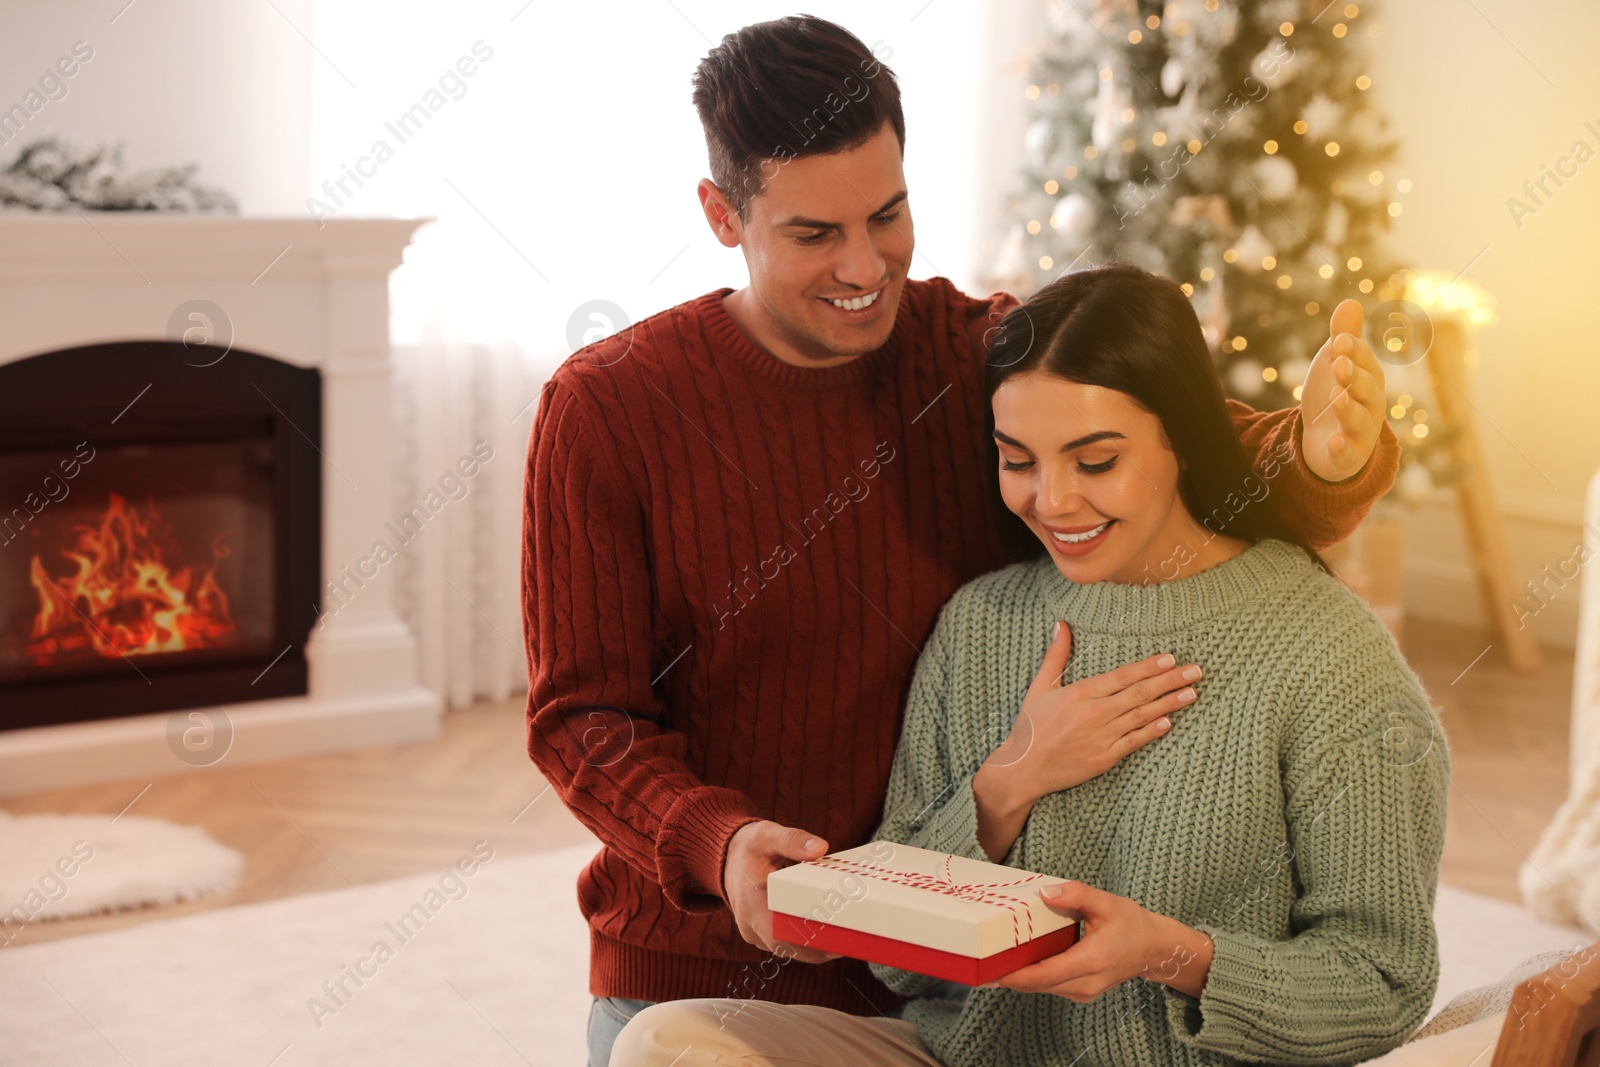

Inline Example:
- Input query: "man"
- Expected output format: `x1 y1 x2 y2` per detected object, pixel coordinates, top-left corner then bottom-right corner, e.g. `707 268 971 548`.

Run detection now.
521 16 1395 1067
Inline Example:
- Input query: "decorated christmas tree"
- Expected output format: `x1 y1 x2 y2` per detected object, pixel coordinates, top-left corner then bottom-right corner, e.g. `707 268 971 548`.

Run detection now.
995 0 1404 414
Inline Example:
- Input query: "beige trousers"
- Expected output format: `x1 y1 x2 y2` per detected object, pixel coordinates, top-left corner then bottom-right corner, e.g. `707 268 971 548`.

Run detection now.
609 998 946 1066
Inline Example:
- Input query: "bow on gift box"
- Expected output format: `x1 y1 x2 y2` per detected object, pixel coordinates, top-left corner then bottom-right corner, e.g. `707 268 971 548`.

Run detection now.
808 852 1055 948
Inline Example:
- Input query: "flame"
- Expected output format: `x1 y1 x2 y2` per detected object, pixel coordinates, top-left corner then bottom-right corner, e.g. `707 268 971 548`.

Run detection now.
27 494 236 663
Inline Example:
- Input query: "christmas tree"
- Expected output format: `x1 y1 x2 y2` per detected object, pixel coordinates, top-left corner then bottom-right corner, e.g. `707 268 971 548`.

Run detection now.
995 0 1403 414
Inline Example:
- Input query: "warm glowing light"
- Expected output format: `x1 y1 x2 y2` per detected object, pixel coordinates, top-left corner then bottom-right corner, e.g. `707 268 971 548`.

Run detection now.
1412 423 1428 439
1044 179 1060 194
1262 256 1277 270
1187 139 1203 154
1263 366 1278 382
1319 264 1335 278
1369 170 1383 184
1099 67 1114 82
1344 3 1360 16
1026 220 1042 235
1122 138 1136 152
1039 255 1054 270
1232 335 1248 350
1398 394 1413 406
1180 282 1194 295
1128 29 1142 43
1200 266 1216 281
1306 301 1321 315
1026 85 1040 99
1222 249 1238 263
1293 120 1309 135
1153 132 1167 146
1277 274 1293 289
1280 22 1295 35
1356 75 1371 90
1084 146 1099 159
1325 142 1341 156
1405 270 1498 328
1122 107 1136 122
1348 256 1363 270
1397 178 1413 192
1359 279 1374 293
1333 23 1348 37
1388 203 1402 216
1264 139 1279 154
1146 14 1160 28
1390 404 1405 418
1293 385 1304 400
1063 165 1079 179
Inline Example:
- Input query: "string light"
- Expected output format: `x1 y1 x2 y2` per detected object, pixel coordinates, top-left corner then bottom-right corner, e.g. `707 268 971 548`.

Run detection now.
1128 29 1143 43
1047 83 1061 96
1232 335 1249 350
1099 67 1114 82
1345 3 1360 16
1356 75 1372 90
1153 131 1168 146
1146 14 1160 28
1347 256 1362 270
1027 220 1042 235
1263 367 1279 382
1040 255 1054 269
1204 0 1219 10
1200 266 1216 281
1388 203 1402 216
1122 107 1136 122
1222 249 1238 263
1085 146 1099 158
1293 120 1309 135
1280 21 1295 35
1305 301 1321 315
1293 385 1304 400
1277 274 1293 289
1063 165 1079 179
1325 142 1341 156
1398 393 1413 406
1405 271 1498 328
1333 23 1348 37
1044 179 1060 194
1369 170 1383 184
1414 409 1429 423
1397 178 1413 192
1264 139 1279 153
1413 424 1429 439
1122 138 1137 152
1026 85 1040 99
1187 139 1203 153
1262 255 1277 270
1390 403 1405 418
1180 282 1194 295
1318 264 1335 278
1359 279 1374 292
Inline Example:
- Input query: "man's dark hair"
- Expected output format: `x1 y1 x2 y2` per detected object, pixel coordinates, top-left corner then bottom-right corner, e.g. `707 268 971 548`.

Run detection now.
691 15 904 219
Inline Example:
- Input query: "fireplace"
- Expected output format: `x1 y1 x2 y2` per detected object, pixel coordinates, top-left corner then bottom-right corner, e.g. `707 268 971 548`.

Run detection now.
0 341 321 730
0 215 439 798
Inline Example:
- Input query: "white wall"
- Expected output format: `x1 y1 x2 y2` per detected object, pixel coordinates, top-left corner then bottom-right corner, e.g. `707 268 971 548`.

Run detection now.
0 0 312 214
1368 0 1600 649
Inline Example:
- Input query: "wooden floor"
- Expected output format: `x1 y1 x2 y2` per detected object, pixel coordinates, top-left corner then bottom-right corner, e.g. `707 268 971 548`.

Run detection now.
1 617 1575 948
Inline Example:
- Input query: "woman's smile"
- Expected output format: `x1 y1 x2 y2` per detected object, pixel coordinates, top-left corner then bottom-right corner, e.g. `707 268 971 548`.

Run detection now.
1039 518 1117 558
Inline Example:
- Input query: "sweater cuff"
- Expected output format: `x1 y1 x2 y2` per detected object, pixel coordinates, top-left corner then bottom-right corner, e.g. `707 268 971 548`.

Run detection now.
656 785 763 914
1159 926 1281 1051
916 775 990 862
1291 410 1400 508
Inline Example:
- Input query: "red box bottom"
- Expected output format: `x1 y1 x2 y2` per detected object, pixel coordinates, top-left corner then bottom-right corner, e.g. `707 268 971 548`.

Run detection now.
770 911 1079 986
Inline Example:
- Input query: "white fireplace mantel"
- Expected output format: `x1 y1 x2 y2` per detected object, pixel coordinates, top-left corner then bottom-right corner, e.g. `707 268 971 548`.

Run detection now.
0 214 443 798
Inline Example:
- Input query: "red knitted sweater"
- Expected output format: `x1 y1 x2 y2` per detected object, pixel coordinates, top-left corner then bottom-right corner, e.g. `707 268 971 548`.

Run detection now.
521 278 1397 1014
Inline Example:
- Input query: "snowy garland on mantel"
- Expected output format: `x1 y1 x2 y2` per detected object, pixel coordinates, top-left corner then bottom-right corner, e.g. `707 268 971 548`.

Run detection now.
0 136 236 213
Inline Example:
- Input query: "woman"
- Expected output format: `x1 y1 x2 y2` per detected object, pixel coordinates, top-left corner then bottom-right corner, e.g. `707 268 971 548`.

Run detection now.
614 264 1449 1066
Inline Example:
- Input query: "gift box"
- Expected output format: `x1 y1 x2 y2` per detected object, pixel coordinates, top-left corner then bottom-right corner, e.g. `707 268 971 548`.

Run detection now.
768 841 1079 986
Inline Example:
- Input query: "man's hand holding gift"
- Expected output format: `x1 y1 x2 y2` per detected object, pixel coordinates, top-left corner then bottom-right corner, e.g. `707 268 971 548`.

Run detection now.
723 819 841 963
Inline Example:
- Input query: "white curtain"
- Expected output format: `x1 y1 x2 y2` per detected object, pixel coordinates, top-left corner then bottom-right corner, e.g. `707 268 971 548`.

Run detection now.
310 0 992 706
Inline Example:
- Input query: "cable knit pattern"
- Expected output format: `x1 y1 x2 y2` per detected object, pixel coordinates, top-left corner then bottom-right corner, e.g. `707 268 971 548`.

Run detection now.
871 540 1450 1065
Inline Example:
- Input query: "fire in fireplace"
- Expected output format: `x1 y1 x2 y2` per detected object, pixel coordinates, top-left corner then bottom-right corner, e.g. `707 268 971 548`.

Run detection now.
0 341 321 731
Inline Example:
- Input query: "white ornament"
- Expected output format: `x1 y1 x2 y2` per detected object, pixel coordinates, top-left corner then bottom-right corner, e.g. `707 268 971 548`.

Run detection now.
1231 224 1275 271
1161 57 1186 97
1024 118 1057 169
1050 192 1099 243
1089 78 1132 154
1250 155 1299 200
1303 94 1342 140
1249 43 1298 90
1228 357 1267 398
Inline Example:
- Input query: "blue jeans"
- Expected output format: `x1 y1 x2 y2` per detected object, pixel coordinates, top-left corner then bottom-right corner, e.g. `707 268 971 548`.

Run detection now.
587 996 655 1067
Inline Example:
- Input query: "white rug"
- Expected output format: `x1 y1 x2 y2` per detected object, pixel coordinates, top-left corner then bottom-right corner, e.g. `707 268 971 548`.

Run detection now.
0 810 242 923
0 840 1589 1066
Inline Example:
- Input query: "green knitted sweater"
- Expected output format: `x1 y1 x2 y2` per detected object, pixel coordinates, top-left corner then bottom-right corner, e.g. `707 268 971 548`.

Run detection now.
869 539 1449 1066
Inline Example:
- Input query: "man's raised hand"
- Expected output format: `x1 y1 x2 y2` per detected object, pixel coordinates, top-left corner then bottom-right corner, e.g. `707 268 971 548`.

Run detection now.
1299 299 1388 484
